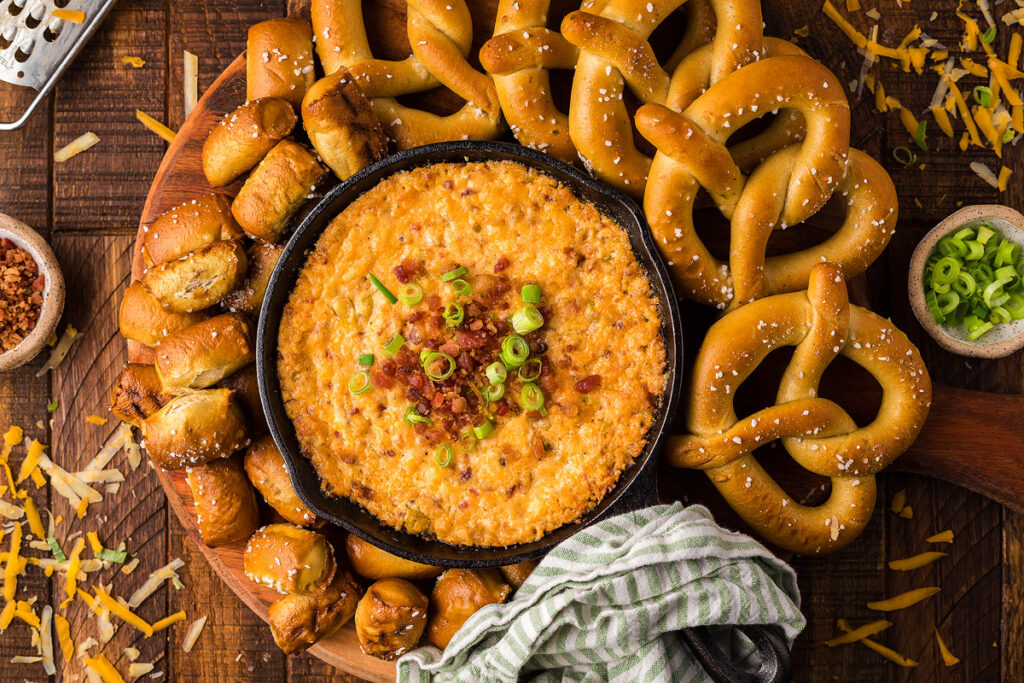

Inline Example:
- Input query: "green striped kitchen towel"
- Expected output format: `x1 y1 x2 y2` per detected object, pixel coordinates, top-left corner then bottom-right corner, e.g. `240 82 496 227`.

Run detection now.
396 503 804 683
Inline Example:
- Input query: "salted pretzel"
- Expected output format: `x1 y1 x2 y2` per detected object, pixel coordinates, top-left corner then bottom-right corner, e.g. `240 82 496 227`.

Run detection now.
561 0 763 196
667 263 931 554
636 53 897 308
311 0 502 148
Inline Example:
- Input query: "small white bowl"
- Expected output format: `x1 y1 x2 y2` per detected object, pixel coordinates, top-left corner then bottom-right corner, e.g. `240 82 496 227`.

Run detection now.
908 204 1024 359
0 213 66 371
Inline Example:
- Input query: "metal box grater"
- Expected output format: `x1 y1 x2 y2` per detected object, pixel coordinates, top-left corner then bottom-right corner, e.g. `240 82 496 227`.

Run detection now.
0 0 119 130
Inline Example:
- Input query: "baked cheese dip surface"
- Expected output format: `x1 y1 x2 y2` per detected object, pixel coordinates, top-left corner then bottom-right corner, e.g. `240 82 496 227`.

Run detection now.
278 160 667 546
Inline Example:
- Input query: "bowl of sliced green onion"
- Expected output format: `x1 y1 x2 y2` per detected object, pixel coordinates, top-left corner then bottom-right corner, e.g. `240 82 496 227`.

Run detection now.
909 204 1024 358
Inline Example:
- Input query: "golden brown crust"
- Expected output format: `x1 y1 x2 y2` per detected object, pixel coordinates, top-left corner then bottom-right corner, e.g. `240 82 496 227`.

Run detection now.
244 435 319 528
154 313 256 391
141 195 244 267
141 240 249 313
354 579 428 660
109 363 174 426
426 569 510 649
203 98 299 187
230 139 328 244
499 559 539 589
267 562 362 654
301 70 387 181
222 243 283 315
142 388 249 470
243 524 335 595
246 19 315 107
344 534 442 581
119 281 206 347
186 456 261 548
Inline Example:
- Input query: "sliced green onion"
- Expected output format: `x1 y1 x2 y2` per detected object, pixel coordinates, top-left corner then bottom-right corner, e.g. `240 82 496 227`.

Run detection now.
484 383 505 401
99 548 128 564
358 353 375 366
936 291 960 316
1004 128 1016 143
991 306 1012 323
982 25 997 44
47 400 58 414
435 444 453 468
349 371 372 395
510 304 544 334
443 301 465 328
983 277 1013 308
485 361 507 386
925 291 945 324
441 266 468 282
938 236 967 257
914 119 928 152
995 239 1021 267
400 283 423 306
500 335 530 368
459 432 477 452
450 278 473 296
383 333 405 356
517 358 542 382
47 536 66 562
404 406 433 427
520 383 546 414
892 146 917 167
953 227 975 241
977 225 995 244
473 419 495 439
368 273 397 304
521 284 542 304
422 351 456 382
965 315 994 340
1006 293 1024 319
964 240 984 261
973 85 993 108
932 256 960 284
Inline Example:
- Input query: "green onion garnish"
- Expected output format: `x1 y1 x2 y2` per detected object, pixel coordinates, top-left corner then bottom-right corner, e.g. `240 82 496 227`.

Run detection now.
521 284 542 304
518 358 542 382
443 302 465 328
499 335 530 368
914 119 928 152
435 444 453 468
349 371 372 395
973 85 993 109
368 273 397 304
400 283 423 306
982 25 997 44
473 419 495 439
47 400 58 414
99 548 128 564
441 266 468 282
1004 128 1016 143
459 432 477 452
383 334 405 356
892 146 916 167
485 362 507 386
510 304 544 334
520 383 546 414
450 278 472 296
47 536 66 562
484 383 505 401
404 406 433 427
358 353 375 366
422 351 456 382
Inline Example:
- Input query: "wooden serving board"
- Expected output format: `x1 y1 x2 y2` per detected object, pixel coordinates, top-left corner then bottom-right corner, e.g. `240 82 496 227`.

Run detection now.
130 41 1024 683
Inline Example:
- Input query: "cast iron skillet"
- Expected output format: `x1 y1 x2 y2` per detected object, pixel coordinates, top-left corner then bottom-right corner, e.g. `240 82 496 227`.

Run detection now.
257 141 791 683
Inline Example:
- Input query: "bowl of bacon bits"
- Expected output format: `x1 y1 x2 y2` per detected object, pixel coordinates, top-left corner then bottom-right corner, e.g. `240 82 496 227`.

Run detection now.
0 213 65 371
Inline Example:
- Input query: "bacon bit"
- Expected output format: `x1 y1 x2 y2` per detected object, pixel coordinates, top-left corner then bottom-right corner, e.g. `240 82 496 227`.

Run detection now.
459 467 472 482
439 340 460 356
401 258 422 278
532 436 546 459
574 375 601 393
494 256 510 272
450 396 468 414
393 264 409 284
370 369 394 389
455 329 487 349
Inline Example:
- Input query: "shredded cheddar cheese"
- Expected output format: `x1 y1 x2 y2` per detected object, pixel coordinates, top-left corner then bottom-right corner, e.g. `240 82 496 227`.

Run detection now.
182 615 207 653
15 439 44 484
23 497 45 539
825 619 892 646
928 529 955 543
86 531 104 555
63 537 86 605
54 133 100 163
85 415 108 426
121 56 146 68
0 600 15 629
51 8 85 23
151 610 187 633
867 586 941 611
935 628 961 666
3 521 22 601
890 489 906 514
83 653 126 683
54 613 73 662
135 110 177 143
888 551 947 571
897 505 913 519
94 586 154 637
838 619 918 667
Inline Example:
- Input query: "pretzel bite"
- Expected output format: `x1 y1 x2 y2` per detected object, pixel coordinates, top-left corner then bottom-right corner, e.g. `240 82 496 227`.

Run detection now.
142 388 249 469
203 98 299 187
141 195 243 266
354 579 428 660
268 563 361 654
301 70 387 181
119 282 206 347
141 240 248 313
500 559 539 589
186 456 260 547
217 364 264 431
243 524 335 595
345 534 442 581
426 569 511 649
155 313 255 391
246 19 315 107
109 363 174 426
231 140 328 244
222 243 283 315
244 436 319 527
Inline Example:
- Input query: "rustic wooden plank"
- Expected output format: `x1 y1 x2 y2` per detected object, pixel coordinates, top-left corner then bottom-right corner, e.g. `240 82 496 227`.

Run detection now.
288 652 367 682
1004 510 1024 682
53 0 168 233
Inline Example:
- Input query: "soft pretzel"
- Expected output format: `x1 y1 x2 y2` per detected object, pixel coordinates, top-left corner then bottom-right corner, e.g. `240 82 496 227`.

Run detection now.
311 0 503 148
636 53 897 309
667 263 931 554
562 0 763 196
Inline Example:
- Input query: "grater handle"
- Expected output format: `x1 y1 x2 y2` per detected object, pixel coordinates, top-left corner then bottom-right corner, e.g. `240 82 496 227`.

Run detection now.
0 86 47 132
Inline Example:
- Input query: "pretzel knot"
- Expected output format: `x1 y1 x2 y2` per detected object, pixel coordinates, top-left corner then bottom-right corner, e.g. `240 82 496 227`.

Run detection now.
667 263 932 554
562 0 763 197
319 0 503 149
636 53 898 309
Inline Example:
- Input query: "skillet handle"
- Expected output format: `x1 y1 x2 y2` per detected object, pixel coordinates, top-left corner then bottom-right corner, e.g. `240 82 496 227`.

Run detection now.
681 624 792 683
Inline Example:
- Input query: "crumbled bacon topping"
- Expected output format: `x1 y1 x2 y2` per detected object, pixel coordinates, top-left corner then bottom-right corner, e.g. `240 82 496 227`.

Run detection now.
0 239 44 353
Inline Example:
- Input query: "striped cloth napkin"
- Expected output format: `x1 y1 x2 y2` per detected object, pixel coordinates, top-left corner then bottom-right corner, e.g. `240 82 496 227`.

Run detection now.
396 503 805 683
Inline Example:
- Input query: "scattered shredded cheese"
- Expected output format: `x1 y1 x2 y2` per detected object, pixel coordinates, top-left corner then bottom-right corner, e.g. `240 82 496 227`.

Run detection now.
184 50 199 117
94 586 154 637
129 662 155 678
54 613 73 662
935 628 961 666
890 489 906 514
36 325 78 376
898 505 914 519
888 551 948 571
63 537 86 605
23 497 45 538
121 56 146 68
867 586 941 611
51 8 86 23
86 415 108 426
838 619 918 667
182 615 207 653
128 558 184 608
39 604 56 675
84 653 126 683
4 522 22 600
135 110 177 144
927 529 955 543
151 610 187 633
825 619 892 646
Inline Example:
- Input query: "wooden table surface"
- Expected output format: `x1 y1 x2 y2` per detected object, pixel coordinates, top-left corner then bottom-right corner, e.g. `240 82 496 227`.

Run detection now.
0 0 1021 680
